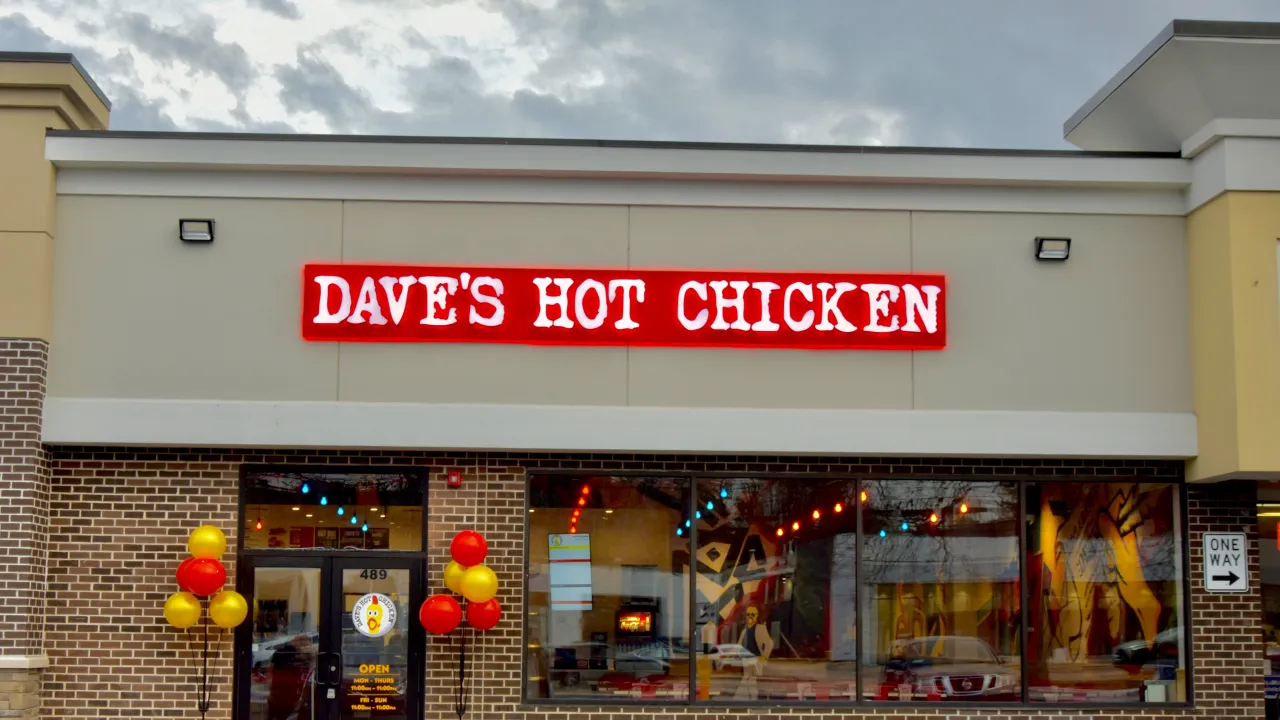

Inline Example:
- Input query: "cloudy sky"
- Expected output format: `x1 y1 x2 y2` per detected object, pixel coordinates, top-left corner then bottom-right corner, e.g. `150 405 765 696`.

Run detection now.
6 0 1280 148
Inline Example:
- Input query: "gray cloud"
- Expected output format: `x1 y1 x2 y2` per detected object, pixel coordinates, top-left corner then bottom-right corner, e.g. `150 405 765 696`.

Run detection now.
247 0 302 21
115 12 255 101
13 0 1280 145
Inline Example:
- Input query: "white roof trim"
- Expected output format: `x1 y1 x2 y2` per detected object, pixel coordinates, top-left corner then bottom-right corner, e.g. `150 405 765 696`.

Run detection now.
54 168 1190 216
1182 118 1280 158
42 398 1198 460
45 135 1191 190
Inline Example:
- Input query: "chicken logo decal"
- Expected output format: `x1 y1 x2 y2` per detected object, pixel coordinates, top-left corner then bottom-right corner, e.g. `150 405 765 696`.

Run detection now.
352 592 397 638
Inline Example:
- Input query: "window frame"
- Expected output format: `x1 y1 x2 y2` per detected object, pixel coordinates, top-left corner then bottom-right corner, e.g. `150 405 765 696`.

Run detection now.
520 470 1193 710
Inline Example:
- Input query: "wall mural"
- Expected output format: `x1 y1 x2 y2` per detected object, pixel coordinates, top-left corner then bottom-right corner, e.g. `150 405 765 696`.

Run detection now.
1025 482 1182 696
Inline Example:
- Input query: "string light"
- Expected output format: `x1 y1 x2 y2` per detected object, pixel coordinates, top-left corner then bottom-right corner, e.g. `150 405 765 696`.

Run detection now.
929 512 939 524
350 516 358 525
361 523 369 532
581 485 590 495
706 501 714 511
254 517 263 531
337 507 345 516
578 498 586 507
959 503 969 514
812 510 820 520
791 521 800 532
676 528 683 536
879 529 887 538
320 497 328 506
834 503 844 513
696 511 702 519
900 521 909 531
720 488 729 499
301 483 310 494
776 528 784 537
685 520 691 528
860 491 868 503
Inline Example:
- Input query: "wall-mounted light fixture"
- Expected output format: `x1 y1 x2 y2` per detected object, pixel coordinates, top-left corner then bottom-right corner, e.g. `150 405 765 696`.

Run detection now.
1035 237 1070 261
179 219 215 243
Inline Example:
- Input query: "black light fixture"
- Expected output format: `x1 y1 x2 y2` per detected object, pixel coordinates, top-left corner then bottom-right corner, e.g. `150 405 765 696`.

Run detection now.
179 219 215 243
1035 237 1070 261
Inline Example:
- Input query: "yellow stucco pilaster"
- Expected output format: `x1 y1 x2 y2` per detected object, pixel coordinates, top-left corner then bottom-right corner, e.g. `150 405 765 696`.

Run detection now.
0 56 109 341
1188 191 1280 481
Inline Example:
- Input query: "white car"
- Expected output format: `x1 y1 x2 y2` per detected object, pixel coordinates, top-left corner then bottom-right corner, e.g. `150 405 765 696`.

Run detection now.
707 644 757 671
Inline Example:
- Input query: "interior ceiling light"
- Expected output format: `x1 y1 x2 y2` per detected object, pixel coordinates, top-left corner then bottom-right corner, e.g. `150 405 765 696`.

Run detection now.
1035 236 1070 261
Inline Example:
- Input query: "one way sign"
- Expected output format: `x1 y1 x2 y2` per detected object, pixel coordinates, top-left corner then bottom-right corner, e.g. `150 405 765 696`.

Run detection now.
1203 532 1249 593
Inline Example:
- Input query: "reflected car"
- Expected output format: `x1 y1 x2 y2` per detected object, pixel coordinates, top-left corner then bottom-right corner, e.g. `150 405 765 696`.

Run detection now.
880 635 1019 701
706 644 757 671
1112 627 1180 669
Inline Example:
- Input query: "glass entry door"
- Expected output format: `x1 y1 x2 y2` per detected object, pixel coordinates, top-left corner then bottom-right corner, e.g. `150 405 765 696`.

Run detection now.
236 555 425 720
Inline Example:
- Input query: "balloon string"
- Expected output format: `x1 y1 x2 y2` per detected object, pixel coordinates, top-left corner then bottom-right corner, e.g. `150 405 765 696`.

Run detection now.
198 596 211 716
455 627 467 719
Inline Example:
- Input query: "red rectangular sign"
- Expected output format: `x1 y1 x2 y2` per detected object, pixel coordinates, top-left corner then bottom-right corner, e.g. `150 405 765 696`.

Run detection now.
302 263 946 350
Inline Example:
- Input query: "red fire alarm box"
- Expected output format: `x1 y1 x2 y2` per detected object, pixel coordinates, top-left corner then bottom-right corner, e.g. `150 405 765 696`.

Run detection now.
446 469 463 488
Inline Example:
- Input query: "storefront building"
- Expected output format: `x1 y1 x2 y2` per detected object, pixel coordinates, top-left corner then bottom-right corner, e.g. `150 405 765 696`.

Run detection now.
3 17 1280 720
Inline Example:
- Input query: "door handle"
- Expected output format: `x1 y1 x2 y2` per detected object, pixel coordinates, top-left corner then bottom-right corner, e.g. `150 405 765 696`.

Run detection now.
318 651 343 687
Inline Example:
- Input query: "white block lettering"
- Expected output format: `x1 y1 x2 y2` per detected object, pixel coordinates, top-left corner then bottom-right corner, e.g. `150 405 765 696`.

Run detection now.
814 282 856 332
313 276 352 324
378 276 417 325
533 277 575 329
468 276 505 327
418 276 459 326
751 281 781 332
902 284 941 333
574 279 609 330
608 279 645 330
348 277 388 325
710 280 751 331
862 283 900 332
678 281 709 330
784 282 814 332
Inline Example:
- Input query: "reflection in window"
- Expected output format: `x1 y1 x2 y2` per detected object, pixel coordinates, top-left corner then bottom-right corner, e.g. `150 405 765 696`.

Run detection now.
526 475 690 701
242 469 424 551
1025 483 1185 703
860 480 1021 702
694 478 858 702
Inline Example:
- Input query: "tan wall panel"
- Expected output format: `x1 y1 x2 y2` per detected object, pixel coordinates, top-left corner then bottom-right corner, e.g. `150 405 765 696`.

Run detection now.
912 212 1191 412
49 196 342 400
0 110 66 235
338 202 629 404
627 207 913 409
0 231 52 339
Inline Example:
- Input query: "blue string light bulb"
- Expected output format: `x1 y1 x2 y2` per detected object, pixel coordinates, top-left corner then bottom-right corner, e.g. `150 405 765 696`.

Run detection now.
320 496 328 506
337 506 344 516
706 500 713 510
350 516 358 525
361 523 369 532
879 529 887 538
676 527 683 536
900 521 909 531
720 488 728 499
301 483 310 494
695 511 702 519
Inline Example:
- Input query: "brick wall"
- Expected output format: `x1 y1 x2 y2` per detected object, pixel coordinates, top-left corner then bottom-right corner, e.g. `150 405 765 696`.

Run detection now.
0 339 50 656
39 448 1261 720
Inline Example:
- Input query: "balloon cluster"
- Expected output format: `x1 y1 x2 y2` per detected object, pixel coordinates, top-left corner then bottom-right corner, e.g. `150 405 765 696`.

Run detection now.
419 530 502 635
164 525 249 630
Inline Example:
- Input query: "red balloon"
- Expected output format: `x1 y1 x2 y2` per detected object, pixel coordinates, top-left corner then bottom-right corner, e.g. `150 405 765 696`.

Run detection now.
449 530 488 567
175 557 198 592
420 594 462 635
466 598 502 631
178 558 226 597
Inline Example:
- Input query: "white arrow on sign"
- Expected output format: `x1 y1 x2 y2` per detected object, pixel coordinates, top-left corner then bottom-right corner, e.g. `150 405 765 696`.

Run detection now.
1202 532 1249 593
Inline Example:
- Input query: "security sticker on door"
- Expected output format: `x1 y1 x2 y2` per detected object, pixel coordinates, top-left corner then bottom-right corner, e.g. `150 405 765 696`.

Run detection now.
352 592 397 637
1203 532 1249 593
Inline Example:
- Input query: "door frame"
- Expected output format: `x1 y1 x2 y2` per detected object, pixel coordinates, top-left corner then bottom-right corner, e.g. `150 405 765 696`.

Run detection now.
232 463 431 720
233 552 427 720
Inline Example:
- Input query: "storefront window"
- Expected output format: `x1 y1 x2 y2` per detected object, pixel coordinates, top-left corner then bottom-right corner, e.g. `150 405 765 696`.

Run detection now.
860 479 1021 702
1025 482 1185 703
242 469 425 551
526 475 691 701
693 477 858 702
522 474 1189 707
1259 483 1280 717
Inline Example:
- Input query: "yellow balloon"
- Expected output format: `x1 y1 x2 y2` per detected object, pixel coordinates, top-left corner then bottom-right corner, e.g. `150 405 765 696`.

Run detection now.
209 590 249 629
443 560 467 594
188 525 227 560
164 591 202 629
459 564 498 603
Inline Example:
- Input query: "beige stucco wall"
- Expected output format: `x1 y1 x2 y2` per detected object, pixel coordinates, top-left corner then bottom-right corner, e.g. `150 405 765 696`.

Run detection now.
48 195 1191 413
